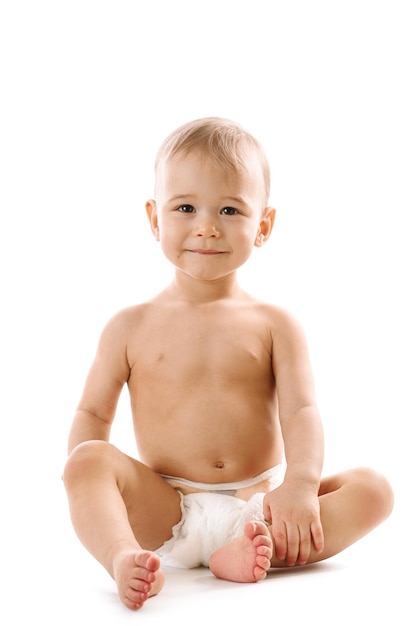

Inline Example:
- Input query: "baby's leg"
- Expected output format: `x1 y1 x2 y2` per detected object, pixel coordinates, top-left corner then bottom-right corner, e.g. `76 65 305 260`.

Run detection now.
63 440 182 610
209 521 273 583
269 468 393 568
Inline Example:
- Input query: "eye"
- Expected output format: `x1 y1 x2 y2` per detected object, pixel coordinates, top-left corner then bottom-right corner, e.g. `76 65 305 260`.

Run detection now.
177 204 195 213
220 207 239 216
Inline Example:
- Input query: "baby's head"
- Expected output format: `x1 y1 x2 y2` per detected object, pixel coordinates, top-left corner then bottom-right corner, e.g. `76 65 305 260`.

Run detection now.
154 117 270 205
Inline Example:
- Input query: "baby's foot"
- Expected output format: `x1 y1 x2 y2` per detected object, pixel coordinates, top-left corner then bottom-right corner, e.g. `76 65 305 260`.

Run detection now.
113 550 164 610
209 521 273 583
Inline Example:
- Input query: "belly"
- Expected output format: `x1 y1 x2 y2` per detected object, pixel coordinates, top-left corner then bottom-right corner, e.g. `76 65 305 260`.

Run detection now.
133 408 283 484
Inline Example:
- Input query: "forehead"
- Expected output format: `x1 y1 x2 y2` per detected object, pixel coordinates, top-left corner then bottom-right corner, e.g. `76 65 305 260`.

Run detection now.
156 149 266 201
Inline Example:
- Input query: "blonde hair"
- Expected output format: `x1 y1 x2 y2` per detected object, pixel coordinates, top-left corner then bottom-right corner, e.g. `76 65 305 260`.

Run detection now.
154 117 270 202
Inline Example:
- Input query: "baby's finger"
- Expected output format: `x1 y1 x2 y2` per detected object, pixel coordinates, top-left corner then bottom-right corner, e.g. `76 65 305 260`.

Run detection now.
311 519 324 554
297 528 311 565
272 519 287 561
263 499 272 524
284 523 300 566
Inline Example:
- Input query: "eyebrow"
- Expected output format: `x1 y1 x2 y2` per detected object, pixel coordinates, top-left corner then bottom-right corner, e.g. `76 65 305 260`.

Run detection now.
167 194 196 202
167 194 249 205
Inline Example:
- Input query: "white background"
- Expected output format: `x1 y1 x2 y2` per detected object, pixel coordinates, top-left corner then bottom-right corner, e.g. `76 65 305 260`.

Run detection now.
1 1 415 622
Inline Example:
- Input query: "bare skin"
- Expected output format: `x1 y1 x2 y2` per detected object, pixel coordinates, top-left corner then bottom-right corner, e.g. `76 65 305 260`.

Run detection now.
63 146 394 610
209 521 274 582
113 551 164 610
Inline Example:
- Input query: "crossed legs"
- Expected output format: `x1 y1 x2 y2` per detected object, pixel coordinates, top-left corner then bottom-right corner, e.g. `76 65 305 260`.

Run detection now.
63 441 393 610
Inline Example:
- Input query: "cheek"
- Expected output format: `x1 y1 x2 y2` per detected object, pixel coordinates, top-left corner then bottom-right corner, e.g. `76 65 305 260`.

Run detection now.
238 223 261 245
158 229 183 259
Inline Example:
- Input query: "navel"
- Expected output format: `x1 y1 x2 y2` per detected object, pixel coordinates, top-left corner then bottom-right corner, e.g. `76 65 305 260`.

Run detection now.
214 461 225 469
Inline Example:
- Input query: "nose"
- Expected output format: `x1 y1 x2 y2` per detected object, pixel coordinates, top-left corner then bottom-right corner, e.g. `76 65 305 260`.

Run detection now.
194 217 220 238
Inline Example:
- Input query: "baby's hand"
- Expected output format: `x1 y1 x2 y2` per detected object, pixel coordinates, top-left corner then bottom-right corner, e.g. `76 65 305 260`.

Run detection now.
263 483 324 566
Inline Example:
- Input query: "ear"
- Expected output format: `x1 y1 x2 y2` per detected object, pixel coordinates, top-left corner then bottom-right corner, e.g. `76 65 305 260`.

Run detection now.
146 199 160 241
254 207 276 247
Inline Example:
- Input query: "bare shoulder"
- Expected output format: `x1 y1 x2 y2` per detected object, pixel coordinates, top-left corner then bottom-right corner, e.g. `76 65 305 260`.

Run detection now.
94 302 152 356
251 300 310 361
254 300 305 336
101 301 154 332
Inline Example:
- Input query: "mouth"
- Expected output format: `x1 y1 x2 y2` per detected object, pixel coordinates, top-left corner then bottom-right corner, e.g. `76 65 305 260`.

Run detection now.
188 249 225 255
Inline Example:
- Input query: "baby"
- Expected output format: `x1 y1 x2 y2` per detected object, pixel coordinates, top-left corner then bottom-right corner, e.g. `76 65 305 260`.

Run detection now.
63 117 393 610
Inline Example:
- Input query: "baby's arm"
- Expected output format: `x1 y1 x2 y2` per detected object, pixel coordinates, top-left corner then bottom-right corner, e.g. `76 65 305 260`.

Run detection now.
68 311 130 453
263 310 324 565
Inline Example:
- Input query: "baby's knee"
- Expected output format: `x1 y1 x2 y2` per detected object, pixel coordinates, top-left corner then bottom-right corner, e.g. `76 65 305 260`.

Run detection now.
354 467 394 521
63 440 116 487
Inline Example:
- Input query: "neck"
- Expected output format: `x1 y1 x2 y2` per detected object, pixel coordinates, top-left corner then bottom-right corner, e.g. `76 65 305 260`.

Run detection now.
166 269 245 303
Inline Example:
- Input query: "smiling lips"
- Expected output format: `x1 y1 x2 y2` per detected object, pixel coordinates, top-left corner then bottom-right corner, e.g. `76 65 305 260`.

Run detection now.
188 249 224 255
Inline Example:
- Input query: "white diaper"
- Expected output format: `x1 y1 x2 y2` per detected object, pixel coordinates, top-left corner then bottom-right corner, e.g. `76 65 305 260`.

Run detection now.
155 491 266 568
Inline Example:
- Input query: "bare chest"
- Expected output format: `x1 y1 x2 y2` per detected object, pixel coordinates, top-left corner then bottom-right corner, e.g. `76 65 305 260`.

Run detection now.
128 309 273 385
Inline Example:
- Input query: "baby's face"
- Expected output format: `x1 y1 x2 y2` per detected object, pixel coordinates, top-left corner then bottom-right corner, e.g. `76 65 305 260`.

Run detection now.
147 150 272 283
